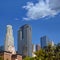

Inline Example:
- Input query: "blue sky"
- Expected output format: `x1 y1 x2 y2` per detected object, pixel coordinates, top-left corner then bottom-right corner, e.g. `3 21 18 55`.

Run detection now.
0 0 60 50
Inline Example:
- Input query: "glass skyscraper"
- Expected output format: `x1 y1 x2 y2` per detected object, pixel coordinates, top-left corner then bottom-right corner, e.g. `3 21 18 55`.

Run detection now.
40 36 49 49
18 24 32 57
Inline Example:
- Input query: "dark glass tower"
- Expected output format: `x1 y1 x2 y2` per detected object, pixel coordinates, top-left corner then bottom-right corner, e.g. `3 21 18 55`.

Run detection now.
18 24 32 57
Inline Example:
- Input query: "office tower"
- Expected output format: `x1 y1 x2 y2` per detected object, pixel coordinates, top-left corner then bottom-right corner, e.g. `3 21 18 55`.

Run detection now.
18 24 32 57
40 36 49 49
4 25 16 54
36 44 40 51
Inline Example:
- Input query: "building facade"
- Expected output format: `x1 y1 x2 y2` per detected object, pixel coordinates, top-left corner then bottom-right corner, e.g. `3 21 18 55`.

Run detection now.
49 40 54 46
4 25 16 54
40 36 50 49
0 51 22 60
18 24 32 57
32 44 36 57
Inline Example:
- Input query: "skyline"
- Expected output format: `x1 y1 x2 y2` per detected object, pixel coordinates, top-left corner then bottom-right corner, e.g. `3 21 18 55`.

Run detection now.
0 0 60 50
0 23 60 50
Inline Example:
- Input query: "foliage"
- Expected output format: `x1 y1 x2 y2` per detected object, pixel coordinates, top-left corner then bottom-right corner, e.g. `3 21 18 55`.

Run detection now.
23 43 60 60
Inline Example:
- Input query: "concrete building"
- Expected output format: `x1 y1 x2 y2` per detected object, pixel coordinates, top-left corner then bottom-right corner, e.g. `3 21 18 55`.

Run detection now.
32 44 36 57
18 24 32 57
4 25 16 54
40 36 50 49
51 41 54 46
49 40 54 46
32 44 40 57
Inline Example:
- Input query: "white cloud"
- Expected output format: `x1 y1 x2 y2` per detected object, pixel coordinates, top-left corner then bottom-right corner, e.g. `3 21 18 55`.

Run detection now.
23 0 60 20
49 0 60 11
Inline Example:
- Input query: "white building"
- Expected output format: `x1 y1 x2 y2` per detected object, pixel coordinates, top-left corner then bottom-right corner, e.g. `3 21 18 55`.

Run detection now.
4 25 16 54
50 40 54 46
32 44 36 57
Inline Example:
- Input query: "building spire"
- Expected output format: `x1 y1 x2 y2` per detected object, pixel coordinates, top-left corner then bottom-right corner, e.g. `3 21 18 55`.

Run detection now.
4 25 16 54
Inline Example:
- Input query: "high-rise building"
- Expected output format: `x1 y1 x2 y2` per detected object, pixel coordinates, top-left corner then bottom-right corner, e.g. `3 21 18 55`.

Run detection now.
4 25 16 54
40 36 49 49
18 24 32 57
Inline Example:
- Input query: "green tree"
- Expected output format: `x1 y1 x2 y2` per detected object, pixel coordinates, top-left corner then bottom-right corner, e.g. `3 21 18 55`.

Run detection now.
55 43 60 60
23 56 30 60
34 49 45 60
23 43 60 60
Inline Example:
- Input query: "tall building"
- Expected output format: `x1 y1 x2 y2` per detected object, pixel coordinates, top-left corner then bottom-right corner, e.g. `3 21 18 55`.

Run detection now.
18 24 32 57
4 25 16 54
40 36 50 49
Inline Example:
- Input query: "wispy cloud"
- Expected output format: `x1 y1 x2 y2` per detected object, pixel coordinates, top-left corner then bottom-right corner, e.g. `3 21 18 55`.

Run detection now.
14 18 19 21
23 0 60 20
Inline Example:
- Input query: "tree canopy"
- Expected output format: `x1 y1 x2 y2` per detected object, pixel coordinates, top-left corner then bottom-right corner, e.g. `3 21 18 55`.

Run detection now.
23 43 60 60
